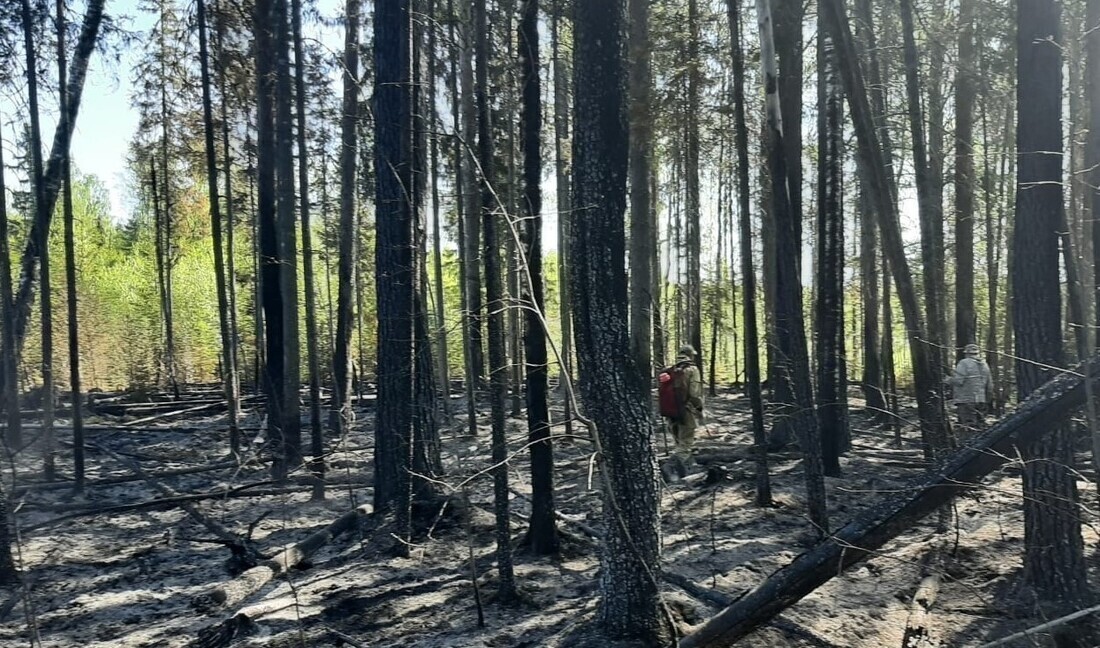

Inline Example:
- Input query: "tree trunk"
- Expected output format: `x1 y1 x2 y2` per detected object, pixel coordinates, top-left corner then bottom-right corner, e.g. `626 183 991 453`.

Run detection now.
198 0 241 461
573 0 669 640
726 0 771 505
517 0 557 556
215 5 242 408
459 0 484 387
1091 0 1100 354
758 0 827 533
552 0 574 442
0 130 19 465
23 0 51 462
1014 0 1090 612
331 0 359 448
57 0 85 492
254 0 289 481
820 0 948 462
474 0 517 600
685 0 703 371
448 0 478 439
427 0 451 420
273 0 303 477
158 11 179 399
774 0 802 268
815 24 846 477
290 0 324 497
629 0 653 379
858 177 885 418
954 0 977 358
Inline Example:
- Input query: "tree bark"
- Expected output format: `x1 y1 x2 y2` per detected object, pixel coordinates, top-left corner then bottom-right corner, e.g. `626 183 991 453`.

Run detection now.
685 0 703 371
758 0 827 533
474 0 517 600
291 0 324 497
899 0 948 452
331 0 359 449
726 0 771 506
517 0 558 556
1014 0 1090 610
23 0 51 462
459 0 484 387
572 0 669 640
954 0 977 358
628 0 654 379
273 0 303 477
814 24 847 477
198 0 241 461
552 0 574 442
374 0 416 555
0 130 20 465
57 0 85 492
427 0 452 420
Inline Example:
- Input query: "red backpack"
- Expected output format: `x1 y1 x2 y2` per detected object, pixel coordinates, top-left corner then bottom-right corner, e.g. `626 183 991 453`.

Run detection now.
658 362 691 421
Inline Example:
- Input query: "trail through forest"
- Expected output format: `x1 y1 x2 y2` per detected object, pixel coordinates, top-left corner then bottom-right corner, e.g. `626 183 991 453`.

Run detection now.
3 390 1095 647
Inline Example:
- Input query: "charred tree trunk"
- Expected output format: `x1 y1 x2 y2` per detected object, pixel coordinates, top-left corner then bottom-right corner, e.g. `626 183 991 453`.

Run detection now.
685 0 703 371
198 0 241 460
629 0 654 379
573 0 669 640
331 0 359 446
727 0 771 506
254 0 290 481
427 0 451 420
552 0 574 442
899 0 948 446
475 0 517 600
1014 0 1090 612
954 0 977 358
518 0 557 556
460 0 484 387
374 0 416 555
273 0 303 477
291 0 324 496
0 132 19 460
57 0 84 491
815 25 847 477
23 0 51 462
758 0 826 533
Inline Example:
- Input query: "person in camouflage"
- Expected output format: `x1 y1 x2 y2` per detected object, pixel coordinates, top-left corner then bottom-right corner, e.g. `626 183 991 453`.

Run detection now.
948 343 993 439
671 344 705 467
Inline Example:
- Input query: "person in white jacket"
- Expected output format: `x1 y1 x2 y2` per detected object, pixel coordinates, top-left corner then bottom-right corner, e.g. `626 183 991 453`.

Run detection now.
948 343 993 438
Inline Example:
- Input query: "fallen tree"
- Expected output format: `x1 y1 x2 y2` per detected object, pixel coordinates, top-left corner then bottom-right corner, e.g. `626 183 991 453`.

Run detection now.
679 354 1100 647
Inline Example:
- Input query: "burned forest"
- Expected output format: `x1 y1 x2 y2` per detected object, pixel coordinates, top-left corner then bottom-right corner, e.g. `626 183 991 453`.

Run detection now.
4 0 1100 646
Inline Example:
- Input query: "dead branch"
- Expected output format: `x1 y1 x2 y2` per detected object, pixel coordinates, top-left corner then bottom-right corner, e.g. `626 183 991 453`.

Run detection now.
679 354 1100 648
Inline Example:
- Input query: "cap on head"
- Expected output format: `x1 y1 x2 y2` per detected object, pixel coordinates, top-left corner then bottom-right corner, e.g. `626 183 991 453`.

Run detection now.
678 344 697 358
964 343 980 356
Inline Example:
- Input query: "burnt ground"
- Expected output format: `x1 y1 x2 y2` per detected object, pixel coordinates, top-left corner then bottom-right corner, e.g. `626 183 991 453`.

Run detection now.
1 387 1098 647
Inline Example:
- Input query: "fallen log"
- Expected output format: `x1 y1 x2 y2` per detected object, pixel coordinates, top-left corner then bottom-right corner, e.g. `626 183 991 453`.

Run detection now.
662 572 844 648
679 354 1100 648
193 504 370 612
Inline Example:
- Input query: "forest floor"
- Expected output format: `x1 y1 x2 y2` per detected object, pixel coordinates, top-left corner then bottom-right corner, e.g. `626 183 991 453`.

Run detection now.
1 387 1099 648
